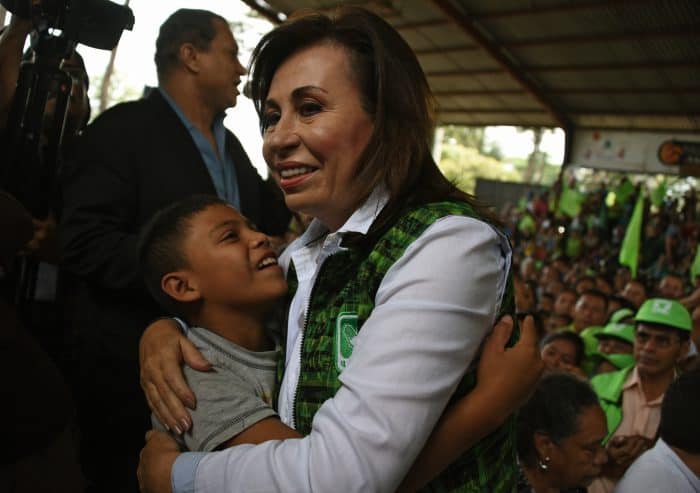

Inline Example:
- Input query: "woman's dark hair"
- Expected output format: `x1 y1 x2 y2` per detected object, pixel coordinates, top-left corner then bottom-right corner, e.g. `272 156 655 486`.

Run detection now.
249 7 485 242
517 373 599 467
540 331 585 367
155 9 227 80
660 368 700 454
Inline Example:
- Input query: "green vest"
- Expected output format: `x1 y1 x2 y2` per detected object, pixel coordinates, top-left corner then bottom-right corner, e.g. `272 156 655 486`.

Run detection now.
282 201 519 492
590 366 633 443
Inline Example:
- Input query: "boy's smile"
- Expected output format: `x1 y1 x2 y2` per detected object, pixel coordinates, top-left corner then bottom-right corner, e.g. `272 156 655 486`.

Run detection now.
183 203 287 312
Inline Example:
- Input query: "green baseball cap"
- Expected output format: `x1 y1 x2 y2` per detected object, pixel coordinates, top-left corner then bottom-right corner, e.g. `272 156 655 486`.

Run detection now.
609 308 635 324
593 352 636 371
595 322 635 344
635 298 692 332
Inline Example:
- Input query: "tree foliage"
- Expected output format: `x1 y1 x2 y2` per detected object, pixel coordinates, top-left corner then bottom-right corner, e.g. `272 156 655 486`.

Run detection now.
438 143 521 194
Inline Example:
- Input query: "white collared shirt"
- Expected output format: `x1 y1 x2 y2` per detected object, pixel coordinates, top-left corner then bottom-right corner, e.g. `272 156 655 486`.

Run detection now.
615 438 700 493
174 188 512 493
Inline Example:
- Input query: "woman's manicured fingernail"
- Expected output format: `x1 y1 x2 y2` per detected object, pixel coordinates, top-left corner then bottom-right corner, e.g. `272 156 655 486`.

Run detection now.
174 425 182 435
181 418 190 432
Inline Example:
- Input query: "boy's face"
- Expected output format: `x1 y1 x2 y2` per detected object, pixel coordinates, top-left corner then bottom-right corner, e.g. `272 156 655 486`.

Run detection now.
182 204 287 309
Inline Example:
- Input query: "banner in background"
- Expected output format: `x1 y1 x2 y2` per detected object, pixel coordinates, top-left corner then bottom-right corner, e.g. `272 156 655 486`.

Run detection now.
569 130 700 175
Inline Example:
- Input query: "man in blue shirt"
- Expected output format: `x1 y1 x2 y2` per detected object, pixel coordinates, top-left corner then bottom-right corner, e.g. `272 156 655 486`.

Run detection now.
59 9 290 493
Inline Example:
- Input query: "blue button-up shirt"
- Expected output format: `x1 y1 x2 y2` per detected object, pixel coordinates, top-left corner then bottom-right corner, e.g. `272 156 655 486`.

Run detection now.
158 88 240 209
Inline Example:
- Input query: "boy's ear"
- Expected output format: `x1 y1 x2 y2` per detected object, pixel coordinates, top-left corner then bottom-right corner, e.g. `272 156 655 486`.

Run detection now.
161 271 201 303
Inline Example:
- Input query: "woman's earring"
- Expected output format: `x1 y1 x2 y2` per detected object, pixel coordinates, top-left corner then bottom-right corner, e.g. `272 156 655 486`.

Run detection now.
537 456 551 472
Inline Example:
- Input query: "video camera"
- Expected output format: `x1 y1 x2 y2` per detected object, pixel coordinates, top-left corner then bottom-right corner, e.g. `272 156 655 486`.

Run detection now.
0 0 133 316
1 0 134 217
1 0 134 50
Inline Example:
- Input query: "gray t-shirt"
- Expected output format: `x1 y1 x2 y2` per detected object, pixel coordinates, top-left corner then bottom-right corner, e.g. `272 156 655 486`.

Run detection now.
152 326 279 452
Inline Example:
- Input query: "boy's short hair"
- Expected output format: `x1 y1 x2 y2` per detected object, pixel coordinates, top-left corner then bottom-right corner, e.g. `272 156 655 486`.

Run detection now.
138 194 228 316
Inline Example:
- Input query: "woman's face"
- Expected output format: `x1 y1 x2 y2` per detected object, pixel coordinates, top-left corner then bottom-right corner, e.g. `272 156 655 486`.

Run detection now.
541 339 578 371
262 43 374 231
546 405 608 489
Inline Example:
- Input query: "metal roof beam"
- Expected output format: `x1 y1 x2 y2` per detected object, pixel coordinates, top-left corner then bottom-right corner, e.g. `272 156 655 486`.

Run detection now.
505 26 700 48
392 18 448 30
424 61 700 77
435 87 700 96
414 44 480 55
437 108 546 114
473 0 658 20
428 0 571 129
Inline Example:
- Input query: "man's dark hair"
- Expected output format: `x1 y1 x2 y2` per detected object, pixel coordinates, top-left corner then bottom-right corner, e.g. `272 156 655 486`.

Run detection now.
540 331 585 366
138 194 227 316
607 294 636 313
154 9 227 80
516 373 599 467
659 368 700 454
579 288 609 311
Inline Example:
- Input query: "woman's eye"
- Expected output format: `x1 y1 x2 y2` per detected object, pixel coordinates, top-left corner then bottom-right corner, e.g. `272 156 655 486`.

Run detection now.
261 112 280 131
300 102 322 116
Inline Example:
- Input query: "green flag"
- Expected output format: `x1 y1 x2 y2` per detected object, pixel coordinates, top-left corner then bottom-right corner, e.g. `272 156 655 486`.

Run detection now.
614 179 635 206
558 186 584 218
618 194 644 278
650 180 667 207
691 245 700 283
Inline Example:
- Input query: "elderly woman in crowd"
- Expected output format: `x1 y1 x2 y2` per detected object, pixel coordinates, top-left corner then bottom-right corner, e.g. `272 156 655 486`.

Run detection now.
517 373 608 493
137 7 541 493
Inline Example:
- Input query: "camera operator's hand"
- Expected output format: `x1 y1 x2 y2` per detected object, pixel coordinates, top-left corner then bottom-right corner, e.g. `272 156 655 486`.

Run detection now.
0 16 33 130
20 215 60 264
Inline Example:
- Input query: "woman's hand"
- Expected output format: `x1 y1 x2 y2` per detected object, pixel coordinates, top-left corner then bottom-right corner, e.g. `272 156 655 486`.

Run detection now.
137 430 180 493
139 318 211 433
474 315 543 421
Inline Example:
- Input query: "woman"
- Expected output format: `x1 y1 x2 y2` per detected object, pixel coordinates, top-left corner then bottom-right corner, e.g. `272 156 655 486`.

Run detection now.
139 7 541 492
516 373 608 493
540 332 585 375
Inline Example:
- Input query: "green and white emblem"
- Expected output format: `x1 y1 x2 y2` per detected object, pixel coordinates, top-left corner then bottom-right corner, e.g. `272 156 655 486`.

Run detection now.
335 311 358 372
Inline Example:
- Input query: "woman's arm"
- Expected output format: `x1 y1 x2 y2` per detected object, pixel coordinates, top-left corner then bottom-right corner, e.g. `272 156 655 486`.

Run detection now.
151 216 513 493
140 319 211 433
397 315 542 493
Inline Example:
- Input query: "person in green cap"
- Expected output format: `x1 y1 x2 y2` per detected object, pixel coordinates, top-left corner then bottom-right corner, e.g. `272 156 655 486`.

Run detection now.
591 322 636 374
588 298 692 493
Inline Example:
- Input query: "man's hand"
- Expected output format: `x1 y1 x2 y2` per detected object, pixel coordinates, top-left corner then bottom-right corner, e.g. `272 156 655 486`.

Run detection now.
474 315 544 421
139 319 211 433
138 430 180 493
605 435 653 478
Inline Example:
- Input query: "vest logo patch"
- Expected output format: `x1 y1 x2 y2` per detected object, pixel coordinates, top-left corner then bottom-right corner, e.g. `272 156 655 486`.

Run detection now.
335 312 358 372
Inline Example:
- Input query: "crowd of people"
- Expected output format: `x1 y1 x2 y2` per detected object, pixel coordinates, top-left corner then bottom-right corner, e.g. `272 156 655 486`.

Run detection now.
1 4 699 493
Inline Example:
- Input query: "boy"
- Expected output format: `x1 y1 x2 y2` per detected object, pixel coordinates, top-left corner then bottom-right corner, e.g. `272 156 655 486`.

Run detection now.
139 194 301 451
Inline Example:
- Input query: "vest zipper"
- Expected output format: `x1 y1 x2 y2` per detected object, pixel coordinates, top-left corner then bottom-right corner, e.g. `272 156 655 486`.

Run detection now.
291 254 331 430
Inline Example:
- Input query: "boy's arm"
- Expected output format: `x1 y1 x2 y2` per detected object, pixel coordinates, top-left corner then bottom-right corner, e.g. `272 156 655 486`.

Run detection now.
397 315 542 493
221 416 302 448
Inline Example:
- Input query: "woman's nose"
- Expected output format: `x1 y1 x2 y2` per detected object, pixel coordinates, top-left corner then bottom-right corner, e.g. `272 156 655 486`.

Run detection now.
264 116 300 155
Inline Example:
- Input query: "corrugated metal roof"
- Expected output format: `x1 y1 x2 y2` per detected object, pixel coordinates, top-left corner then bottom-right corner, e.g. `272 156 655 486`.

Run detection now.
246 0 700 133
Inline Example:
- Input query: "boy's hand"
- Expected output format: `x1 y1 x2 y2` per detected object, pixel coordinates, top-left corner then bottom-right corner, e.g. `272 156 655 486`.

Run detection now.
474 315 543 421
139 318 211 433
138 430 180 493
